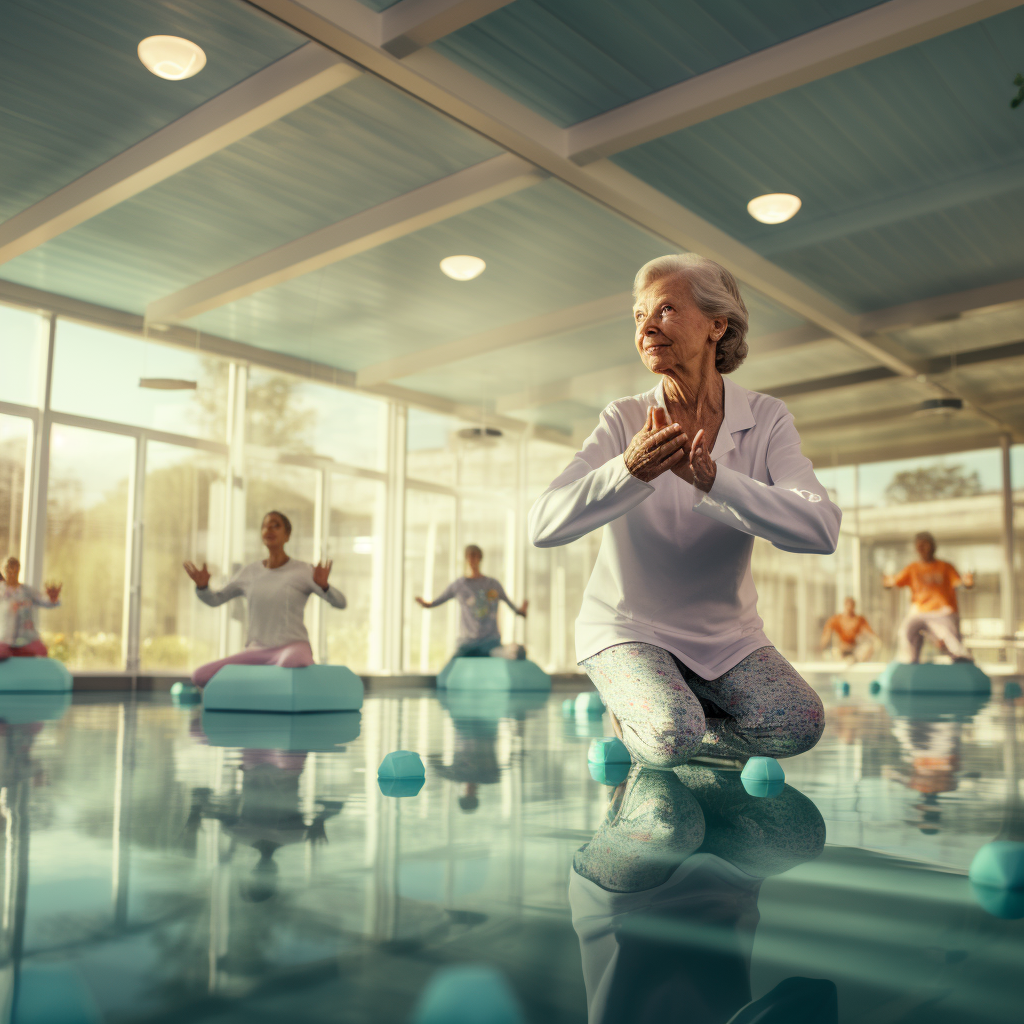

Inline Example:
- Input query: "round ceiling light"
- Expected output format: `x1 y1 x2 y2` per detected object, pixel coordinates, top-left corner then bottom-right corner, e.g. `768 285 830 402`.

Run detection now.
747 193 802 224
138 35 207 80
440 255 486 281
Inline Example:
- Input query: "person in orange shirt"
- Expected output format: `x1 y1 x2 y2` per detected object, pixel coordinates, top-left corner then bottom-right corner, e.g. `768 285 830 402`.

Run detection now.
819 597 878 662
882 531 974 663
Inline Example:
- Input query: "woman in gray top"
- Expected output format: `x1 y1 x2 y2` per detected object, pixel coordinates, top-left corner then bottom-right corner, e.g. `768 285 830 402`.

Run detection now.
416 545 528 666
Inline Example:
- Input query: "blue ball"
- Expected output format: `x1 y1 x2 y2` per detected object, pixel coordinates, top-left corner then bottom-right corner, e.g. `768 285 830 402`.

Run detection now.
170 681 201 703
968 841 1024 890
378 750 425 779
869 680 882 695
589 761 630 786
412 965 524 1024
740 756 785 783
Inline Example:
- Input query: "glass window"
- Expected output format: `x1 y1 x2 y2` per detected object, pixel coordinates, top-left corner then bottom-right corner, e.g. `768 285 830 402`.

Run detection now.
325 474 386 673
247 369 386 471
0 415 31 562
406 408 457 486
404 490 457 673
140 442 228 672
51 321 229 441
43 425 134 669
0 304 43 406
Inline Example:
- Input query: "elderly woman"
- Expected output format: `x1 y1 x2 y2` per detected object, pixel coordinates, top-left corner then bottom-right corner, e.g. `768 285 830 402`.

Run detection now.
529 254 840 770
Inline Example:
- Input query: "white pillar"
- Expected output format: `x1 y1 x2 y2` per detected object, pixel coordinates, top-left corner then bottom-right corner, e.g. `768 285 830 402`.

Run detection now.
121 434 147 674
23 314 55 589
1000 434 1018 668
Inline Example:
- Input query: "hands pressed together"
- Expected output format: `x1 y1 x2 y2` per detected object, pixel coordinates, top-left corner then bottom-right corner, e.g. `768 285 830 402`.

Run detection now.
624 406 717 492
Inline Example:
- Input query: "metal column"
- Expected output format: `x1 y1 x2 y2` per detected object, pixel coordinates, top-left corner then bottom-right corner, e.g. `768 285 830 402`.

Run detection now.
1000 435 1018 668
23 315 55 589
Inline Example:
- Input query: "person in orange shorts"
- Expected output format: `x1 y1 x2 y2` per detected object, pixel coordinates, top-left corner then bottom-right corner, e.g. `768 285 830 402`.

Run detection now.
883 531 974 663
819 597 878 662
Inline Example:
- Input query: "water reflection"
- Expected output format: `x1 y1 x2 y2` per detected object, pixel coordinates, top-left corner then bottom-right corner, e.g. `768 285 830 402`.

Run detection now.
570 766 832 1024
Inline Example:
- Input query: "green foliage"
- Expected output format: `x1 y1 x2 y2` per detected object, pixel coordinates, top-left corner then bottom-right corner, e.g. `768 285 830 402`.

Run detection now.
42 630 121 668
884 463 982 504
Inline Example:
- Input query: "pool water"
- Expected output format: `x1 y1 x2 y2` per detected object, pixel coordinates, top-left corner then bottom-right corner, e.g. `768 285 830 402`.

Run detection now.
0 677 1021 1023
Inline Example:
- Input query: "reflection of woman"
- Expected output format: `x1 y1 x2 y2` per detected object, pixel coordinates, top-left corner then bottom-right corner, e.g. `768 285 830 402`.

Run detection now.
0 556 61 660
184 511 346 686
570 765 830 1024
530 255 837 769
416 545 527 663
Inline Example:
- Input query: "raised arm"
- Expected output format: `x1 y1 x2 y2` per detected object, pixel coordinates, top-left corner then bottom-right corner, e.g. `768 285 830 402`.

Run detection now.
27 585 60 609
529 405 686 548
311 560 347 609
818 618 835 652
416 582 458 609
691 411 841 554
495 582 528 617
187 561 245 607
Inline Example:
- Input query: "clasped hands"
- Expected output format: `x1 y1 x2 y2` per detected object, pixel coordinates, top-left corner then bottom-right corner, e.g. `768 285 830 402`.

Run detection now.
624 406 716 492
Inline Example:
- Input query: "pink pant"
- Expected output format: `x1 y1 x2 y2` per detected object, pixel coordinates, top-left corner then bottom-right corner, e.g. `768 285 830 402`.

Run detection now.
191 641 314 686
0 639 48 660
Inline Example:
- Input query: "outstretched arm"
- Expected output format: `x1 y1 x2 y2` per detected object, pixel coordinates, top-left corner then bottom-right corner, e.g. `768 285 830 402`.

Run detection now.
415 582 457 609
311 560 347 609
690 410 841 554
496 583 528 617
186 562 244 607
27 584 61 609
818 620 834 652
883 566 910 589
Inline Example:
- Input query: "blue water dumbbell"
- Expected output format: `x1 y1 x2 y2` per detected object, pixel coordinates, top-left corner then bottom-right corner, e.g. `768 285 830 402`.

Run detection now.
378 777 425 798
170 681 201 704
575 691 605 716
834 680 850 697
588 737 630 764
412 965 525 1024
1004 681 1022 700
869 680 882 695
562 697 575 717
968 841 1024 890
378 750 425 779
741 756 785 783
589 761 630 786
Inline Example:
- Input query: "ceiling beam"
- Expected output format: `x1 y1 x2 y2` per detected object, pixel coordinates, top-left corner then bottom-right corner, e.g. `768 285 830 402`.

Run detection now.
564 0 1021 164
381 0 517 58
146 154 542 325
752 160 1024 256
858 274 1024 333
0 43 359 265
356 290 632 387
804 429 1010 469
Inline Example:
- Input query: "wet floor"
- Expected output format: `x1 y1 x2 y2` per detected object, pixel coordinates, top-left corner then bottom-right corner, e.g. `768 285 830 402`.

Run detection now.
0 674 1021 1023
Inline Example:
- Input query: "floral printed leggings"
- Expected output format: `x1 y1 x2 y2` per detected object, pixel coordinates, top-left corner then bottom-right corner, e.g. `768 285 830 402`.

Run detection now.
580 643 824 769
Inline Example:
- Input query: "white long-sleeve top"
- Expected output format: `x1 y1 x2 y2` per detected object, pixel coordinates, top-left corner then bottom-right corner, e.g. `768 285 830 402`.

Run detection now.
195 559 346 649
528 377 841 678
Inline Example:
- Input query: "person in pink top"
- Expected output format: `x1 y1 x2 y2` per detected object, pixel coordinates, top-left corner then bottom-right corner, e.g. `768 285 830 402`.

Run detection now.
184 510 346 686
0 556 61 660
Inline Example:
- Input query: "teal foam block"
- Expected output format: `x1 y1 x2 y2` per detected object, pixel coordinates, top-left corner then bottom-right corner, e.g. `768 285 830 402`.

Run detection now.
588 737 631 764
575 691 605 716
0 657 72 692
589 761 630 786
203 664 363 712
170 681 202 704
438 689 546 722
0 692 70 724
968 841 1024 890
1004 681 1023 699
883 691 988 723
378 749 425 779
412 965 524 1024
442 658 551 692
200 710 360 751
875 661 991 696
741 756 785 783
741 777 785 799
379 777 425 798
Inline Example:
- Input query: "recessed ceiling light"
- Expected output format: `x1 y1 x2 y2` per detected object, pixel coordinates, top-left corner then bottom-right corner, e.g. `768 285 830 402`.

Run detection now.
747 193 802 224
440 255 486 281
138 36 206 80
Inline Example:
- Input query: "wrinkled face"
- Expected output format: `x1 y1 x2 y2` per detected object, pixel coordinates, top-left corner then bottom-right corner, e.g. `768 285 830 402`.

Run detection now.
3 558 19 584
465 549 482 573
261 514 290 549
915 537 935 561
633 273 726 378
843 598 856 615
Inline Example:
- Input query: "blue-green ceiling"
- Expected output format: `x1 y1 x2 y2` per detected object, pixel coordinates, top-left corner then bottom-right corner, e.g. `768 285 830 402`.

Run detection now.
0 0 303 221
612 8 1024 312
0 76 501 314
434 0 886 127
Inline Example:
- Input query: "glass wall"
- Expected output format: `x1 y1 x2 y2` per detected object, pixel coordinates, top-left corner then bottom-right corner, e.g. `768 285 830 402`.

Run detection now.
0 415 31 563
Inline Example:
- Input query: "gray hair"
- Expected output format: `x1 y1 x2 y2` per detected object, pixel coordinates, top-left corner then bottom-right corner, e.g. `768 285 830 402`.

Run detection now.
633 254 749 373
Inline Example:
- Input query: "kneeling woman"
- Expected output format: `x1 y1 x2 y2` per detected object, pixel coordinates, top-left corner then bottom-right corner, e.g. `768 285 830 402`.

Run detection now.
184 511 346 686
529 254 839 769
0 556 61 659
